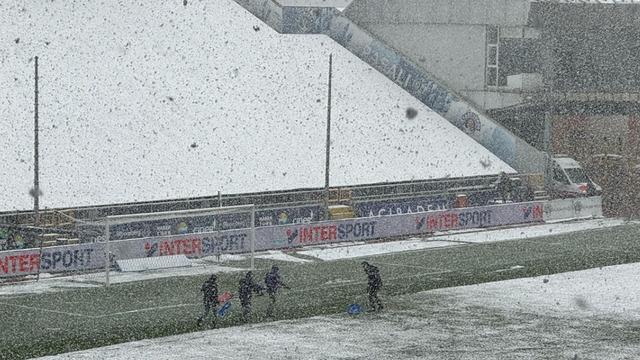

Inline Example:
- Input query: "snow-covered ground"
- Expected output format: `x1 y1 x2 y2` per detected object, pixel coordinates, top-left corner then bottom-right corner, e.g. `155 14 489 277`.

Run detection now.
0 257 245 296
254 249 312 263
433 217 624 243
299 239 459 261
298 218 625 261
36 261 640 359
0 0 512 212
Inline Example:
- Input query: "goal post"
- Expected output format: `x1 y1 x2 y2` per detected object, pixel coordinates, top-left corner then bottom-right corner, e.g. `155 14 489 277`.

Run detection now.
95 204 256 287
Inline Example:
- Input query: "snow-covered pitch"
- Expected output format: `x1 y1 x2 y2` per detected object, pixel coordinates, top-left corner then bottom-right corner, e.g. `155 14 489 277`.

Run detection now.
36 263 640 359
13 218 636 360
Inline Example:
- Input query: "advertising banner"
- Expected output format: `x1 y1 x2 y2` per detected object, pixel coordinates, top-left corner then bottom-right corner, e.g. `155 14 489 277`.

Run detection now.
353 195 452 218
110 228 253 261
77 205 322 242
1 202 544 278
282 7 333 34
353 192 499 218
256 201 543 250
415 202 543 233
543 196 602 221
0 242 104 277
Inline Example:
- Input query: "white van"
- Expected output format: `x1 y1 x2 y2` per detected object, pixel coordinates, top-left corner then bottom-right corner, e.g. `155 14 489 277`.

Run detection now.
549 156 602 198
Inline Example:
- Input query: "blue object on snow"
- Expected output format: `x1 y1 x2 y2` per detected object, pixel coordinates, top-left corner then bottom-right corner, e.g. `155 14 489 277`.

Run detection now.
347 303 363 315
218 302 232 318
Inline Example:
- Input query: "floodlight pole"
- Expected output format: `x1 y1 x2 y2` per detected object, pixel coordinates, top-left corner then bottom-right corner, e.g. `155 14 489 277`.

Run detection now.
250 207 255 270
323 54 333 220
105 218 111 287
34 56 40 225
34 56 43 282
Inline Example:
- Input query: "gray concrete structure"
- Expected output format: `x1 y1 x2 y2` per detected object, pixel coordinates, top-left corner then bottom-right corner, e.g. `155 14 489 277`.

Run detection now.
344 0 535 112
344 0 640 158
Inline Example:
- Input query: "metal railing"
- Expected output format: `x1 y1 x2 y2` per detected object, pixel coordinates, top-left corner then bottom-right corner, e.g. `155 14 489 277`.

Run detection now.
0 173 546 234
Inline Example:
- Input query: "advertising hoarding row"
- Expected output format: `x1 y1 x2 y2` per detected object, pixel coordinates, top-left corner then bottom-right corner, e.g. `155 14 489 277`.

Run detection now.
1 202 544 277
77 204 323 242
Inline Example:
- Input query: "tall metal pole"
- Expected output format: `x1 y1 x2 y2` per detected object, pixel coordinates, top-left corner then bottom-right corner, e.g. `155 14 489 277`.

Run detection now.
34 56 40 225
105 218 110 287
34 56 44 282
324 54 333 221
543 109 552 191
250 207 255 270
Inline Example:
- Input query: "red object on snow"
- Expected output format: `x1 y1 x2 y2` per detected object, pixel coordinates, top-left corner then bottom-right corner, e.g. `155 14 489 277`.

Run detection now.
578 183 588 193
218 291 233 304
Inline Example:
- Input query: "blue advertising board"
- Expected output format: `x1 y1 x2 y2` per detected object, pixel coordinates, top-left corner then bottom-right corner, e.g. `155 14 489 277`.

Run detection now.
354 196 453 218
353 191 500 218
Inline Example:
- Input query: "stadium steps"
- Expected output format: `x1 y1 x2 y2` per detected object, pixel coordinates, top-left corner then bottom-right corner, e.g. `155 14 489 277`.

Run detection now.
231 0 548 175
534 191 550 201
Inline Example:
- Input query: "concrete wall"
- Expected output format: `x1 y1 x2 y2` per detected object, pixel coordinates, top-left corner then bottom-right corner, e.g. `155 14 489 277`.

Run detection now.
460 90 525 110
364 24 487 91
344 0 538 103
345 0 530 26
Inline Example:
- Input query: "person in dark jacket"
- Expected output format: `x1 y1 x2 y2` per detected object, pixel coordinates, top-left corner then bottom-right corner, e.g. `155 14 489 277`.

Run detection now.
197 274 219 326
496 172 513 203
238 271 264 321
361 261 383 311
265 265 289 317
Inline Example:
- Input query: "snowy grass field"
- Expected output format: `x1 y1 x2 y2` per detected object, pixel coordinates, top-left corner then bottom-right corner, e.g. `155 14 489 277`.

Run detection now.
39 264 640 360
1 221 640 359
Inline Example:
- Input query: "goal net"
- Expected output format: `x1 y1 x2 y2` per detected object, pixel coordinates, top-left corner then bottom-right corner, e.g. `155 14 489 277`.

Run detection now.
73 205 256 287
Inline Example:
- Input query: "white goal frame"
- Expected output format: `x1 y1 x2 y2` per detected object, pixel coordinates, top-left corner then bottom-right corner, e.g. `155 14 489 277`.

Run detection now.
102 204 256 287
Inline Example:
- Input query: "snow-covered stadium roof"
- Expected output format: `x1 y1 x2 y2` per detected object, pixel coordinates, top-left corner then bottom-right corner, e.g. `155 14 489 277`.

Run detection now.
274 0 354 7
530 0 640 4
0 0 513 211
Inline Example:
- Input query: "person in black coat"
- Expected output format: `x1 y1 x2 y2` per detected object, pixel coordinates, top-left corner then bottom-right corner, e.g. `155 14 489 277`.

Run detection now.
264 265 289 317
361 261 383 311
238 271 264 321
496 172 513 203
197 274 219 326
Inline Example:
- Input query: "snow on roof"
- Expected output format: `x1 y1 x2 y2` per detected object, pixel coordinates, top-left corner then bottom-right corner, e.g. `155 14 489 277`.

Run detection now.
553 157 581 168
530 0 640 4
0 0 513 212
274 0 354 6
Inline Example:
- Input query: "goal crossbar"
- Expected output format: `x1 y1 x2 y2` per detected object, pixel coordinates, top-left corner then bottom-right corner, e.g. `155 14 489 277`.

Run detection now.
103 204 257 225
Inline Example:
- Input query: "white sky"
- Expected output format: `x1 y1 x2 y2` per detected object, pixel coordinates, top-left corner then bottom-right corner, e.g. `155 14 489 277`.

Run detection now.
0 0 512 212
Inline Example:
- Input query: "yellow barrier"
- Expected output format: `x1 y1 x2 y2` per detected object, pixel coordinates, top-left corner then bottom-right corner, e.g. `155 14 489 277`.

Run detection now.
328 205 355 220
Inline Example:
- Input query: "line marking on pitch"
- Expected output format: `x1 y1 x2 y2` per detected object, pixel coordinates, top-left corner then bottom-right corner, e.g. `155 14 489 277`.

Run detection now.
0 302 93 318
372 261 444 271
95 303 196 318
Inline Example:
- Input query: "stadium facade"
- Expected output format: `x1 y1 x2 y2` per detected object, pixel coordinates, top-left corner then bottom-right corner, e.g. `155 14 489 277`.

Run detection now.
344 0 640 166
